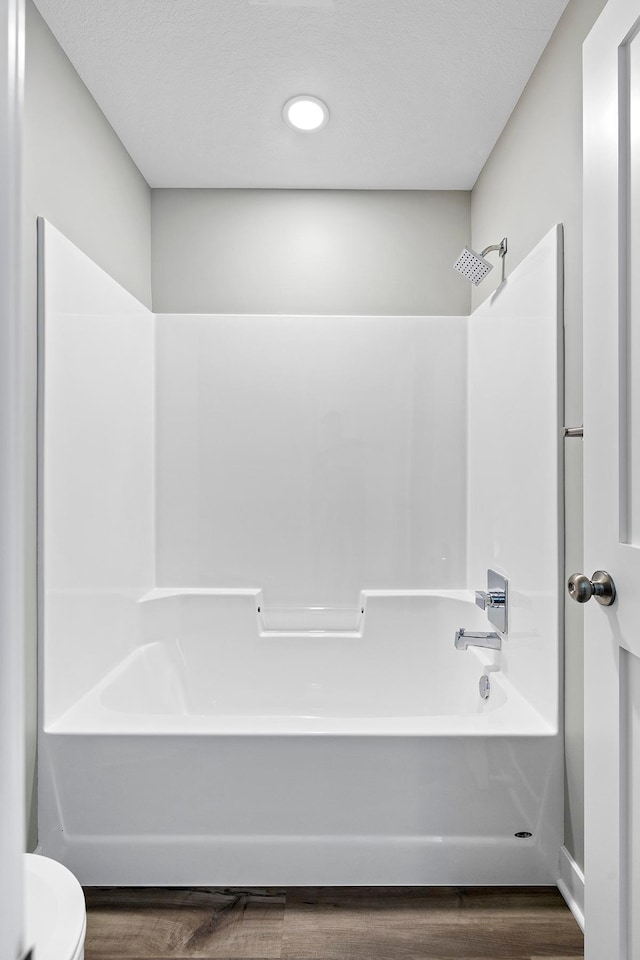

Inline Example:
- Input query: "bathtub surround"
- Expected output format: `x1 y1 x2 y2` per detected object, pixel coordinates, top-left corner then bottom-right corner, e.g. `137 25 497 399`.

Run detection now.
467 229 564 727
155 313 467 600
38 221 562 885
37 220 154 725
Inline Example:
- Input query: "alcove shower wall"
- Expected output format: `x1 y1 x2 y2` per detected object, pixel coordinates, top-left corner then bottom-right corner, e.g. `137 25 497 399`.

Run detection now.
38 219 563 884
155 313 468 612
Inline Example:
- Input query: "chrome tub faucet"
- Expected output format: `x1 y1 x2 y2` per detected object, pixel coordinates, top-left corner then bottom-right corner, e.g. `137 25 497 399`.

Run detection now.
454 628 501 651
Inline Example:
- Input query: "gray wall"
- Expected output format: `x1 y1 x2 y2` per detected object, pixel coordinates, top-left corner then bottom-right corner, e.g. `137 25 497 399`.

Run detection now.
470 0 608 870
23 0 151 846
152 189 471 316
24 1 151 307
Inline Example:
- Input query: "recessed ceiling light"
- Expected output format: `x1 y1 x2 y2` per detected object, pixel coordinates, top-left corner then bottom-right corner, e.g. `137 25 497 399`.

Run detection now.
283 96 329 131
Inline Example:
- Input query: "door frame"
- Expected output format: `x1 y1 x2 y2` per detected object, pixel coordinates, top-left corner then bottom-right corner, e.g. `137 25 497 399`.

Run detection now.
583 0 640 955
0 0 25 957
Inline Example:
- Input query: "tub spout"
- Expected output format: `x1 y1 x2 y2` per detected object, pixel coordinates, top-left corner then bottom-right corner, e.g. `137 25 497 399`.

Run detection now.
454 628 501 651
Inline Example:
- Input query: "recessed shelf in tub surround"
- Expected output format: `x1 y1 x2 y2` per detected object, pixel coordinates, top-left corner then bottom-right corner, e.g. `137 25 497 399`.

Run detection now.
137 587 476 640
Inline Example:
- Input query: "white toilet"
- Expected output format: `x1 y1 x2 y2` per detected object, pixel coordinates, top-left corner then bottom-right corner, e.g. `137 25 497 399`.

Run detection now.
23 854 86 960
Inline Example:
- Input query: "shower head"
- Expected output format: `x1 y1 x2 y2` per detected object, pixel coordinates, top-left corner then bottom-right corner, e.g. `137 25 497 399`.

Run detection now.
453 237 507 286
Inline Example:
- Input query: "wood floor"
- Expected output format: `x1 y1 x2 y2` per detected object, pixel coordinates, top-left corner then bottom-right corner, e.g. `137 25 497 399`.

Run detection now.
83 886 584 960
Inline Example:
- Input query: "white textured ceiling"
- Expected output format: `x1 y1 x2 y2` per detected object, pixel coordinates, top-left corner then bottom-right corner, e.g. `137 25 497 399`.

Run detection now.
32 0 569 189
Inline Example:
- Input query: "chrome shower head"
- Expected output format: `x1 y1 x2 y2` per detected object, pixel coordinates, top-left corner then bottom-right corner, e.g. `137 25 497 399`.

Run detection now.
453 247 494 285
453 237 507 286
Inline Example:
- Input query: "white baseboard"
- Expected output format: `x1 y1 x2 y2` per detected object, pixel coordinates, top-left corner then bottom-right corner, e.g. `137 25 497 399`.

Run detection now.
557 844 584 932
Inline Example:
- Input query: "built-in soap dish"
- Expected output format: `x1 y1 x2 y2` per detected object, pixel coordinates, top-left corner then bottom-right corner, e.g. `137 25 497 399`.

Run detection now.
259 605 362 633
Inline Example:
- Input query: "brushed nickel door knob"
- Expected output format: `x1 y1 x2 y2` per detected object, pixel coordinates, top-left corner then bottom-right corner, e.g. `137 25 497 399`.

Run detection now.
567 570 616 606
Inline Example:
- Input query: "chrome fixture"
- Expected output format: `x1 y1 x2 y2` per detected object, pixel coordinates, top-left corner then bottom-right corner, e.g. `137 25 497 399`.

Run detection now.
475 589 506 608
475 568 508 633
479 674 491 700
454 628 501 651
567 569 616 606
453 237 507 286
564 426 584 438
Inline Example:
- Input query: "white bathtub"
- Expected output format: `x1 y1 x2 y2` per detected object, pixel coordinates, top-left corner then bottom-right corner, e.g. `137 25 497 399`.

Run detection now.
39 591 562 886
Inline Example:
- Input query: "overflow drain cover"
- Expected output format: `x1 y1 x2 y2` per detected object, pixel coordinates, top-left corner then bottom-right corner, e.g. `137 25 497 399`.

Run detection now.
515 831 533 839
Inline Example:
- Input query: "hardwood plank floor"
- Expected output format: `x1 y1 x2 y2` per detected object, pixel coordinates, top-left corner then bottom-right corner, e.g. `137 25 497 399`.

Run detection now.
83 887 584 960
84 888 286 959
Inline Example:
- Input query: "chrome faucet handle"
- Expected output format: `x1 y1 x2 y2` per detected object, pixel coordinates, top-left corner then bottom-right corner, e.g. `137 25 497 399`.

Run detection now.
475 589 506 610
475 590 489 609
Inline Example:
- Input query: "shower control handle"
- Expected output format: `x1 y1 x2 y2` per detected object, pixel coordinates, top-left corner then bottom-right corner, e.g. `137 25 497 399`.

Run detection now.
475 589 506 610
567 570 616 606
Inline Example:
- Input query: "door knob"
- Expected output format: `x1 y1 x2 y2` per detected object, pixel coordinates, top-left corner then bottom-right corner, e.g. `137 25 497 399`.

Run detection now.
567 570 616 606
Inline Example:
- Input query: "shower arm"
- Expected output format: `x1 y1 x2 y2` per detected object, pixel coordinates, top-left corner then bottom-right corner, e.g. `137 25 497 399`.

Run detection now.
481 238 508 259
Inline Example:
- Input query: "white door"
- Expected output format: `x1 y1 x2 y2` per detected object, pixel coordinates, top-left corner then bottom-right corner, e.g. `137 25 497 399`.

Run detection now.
584 2 640 957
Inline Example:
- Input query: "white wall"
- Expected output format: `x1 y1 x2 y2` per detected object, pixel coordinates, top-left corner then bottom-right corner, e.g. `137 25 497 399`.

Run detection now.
41 220 154 724
151 189 471 317
155 314 468 607
467 226 562 730
470 0 608 870
23 0 152 846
